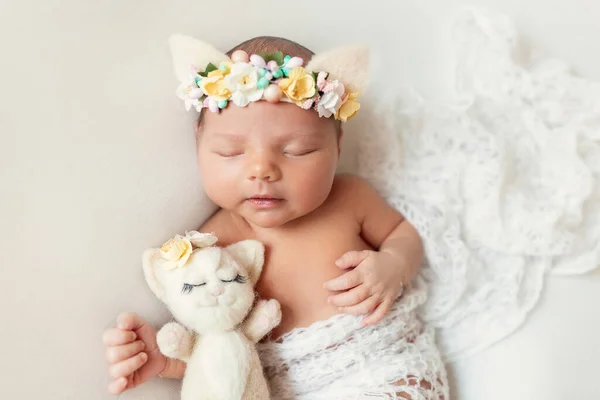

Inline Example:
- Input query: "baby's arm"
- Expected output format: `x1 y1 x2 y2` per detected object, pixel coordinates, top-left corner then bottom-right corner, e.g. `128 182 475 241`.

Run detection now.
356 179 423 284
325 175 423 325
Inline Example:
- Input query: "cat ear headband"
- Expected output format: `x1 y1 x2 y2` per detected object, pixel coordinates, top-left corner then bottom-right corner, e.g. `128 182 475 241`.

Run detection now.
169 34 369 121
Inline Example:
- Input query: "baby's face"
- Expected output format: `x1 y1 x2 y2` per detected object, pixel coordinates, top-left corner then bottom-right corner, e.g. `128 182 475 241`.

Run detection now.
197 101 341 228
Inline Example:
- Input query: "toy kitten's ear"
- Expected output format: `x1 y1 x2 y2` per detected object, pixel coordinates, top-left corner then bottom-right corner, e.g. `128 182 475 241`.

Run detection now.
142 249 167 303
305 45 370 94
225 240 265 286
169 34 231 82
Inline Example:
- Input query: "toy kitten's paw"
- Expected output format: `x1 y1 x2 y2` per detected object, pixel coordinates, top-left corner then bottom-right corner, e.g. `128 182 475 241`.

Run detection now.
256 299 282 330
157 322 191 359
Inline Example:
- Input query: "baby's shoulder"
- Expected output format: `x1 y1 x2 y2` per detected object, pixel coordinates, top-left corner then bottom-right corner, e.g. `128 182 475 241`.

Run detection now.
327 173 397 223
328 173 379 208
331 173 372 194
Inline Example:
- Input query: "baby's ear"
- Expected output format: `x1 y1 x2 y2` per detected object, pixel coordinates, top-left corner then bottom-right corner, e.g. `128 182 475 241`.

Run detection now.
225 240 265 286
142 248 167 303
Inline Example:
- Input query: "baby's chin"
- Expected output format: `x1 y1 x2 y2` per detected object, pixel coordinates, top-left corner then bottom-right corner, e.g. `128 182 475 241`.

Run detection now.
237 202 317 229
242 212 298 229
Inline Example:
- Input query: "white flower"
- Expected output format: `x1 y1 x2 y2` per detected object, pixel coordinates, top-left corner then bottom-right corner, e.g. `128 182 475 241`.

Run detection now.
317 80 345 118
225 63 264 107
176 75 203 111
185 231 218 248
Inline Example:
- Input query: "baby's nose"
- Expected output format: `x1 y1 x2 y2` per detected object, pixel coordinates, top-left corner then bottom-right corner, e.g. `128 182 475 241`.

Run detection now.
247 153 281 182
208 285 224 297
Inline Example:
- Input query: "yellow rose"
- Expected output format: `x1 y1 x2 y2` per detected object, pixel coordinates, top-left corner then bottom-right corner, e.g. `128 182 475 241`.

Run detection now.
200 70 231 101
160 235 193 269
336 92 360 122
278 67 316 104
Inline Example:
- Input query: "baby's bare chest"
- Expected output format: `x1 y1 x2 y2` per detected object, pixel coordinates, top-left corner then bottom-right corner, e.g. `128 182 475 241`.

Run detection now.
256 220 373 336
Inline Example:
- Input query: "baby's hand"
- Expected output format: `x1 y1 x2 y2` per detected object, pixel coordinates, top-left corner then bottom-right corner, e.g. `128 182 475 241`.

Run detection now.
102 312 167 394
324 250 406 326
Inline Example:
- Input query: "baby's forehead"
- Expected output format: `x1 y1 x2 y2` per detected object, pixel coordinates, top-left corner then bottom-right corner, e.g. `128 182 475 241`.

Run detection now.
201 102 331 138
206 128 323 142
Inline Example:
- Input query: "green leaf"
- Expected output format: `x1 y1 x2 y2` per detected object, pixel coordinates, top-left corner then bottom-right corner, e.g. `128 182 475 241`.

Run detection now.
270 51 284 66
204 63 217 75
258 51 284 66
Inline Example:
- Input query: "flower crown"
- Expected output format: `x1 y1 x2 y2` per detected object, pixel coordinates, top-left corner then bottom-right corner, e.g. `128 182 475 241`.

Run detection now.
169 35 370 122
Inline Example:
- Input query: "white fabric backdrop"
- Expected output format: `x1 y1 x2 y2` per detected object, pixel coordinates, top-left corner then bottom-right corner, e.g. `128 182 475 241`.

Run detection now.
1 1 599 399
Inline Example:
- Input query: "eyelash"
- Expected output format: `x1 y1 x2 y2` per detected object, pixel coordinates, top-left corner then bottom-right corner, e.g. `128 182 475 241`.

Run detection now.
182 283 205 294
181 274 247 294
215 152 244 158
214 149 317 158
284 149 316 157
222 274 248 284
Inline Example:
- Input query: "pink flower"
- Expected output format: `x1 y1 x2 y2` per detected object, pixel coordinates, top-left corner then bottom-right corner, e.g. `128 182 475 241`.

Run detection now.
316 72 328 91
301 97 315 110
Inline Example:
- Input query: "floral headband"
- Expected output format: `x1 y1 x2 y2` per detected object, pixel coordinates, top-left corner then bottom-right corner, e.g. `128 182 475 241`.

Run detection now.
169 35 369 122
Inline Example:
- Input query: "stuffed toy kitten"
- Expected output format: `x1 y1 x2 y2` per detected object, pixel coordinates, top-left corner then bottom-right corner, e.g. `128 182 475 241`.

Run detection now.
142 231 281 400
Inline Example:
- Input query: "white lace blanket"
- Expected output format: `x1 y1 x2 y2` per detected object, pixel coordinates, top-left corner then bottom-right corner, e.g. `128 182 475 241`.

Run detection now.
258 279 449 399
358 8 600 361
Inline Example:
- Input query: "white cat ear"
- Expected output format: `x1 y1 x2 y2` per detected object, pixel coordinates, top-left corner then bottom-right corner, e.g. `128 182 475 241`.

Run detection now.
225 240 265 285
305 45 370 93
142 249 167 303
169 34 231 82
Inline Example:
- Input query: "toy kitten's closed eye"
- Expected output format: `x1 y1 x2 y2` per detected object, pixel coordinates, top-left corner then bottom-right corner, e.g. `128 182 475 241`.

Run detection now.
182 282 206 294
222 274 248 284
181 274 248 294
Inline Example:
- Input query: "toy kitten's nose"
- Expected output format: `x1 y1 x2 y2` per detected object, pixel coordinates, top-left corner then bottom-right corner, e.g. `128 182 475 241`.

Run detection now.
208 285 224 297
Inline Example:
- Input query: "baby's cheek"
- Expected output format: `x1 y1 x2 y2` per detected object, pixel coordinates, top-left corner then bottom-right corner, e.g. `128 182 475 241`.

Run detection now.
295 178 333 211
202 178 236 207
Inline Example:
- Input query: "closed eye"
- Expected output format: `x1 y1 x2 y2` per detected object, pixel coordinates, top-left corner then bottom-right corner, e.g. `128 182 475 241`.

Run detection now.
221 274 248 284
182 282 206 294
214 151 244 158
284 149 317 157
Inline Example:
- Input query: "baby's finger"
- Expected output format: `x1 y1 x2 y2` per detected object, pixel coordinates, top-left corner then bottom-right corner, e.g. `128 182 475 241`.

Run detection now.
324 269 362 292
335 250 372 269
328 285 370 307
362 297 393 326
339 295 380 316
103 328 137 346
117 312 146 331
106 340 146 364
108 377 128 395
109 352 148 379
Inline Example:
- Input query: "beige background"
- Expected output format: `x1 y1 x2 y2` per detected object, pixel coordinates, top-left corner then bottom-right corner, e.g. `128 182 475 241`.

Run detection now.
1 0 599 399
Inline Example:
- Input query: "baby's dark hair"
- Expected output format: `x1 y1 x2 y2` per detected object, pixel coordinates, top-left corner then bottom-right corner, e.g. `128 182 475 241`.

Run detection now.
227 36 314 62
196 36 342 135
